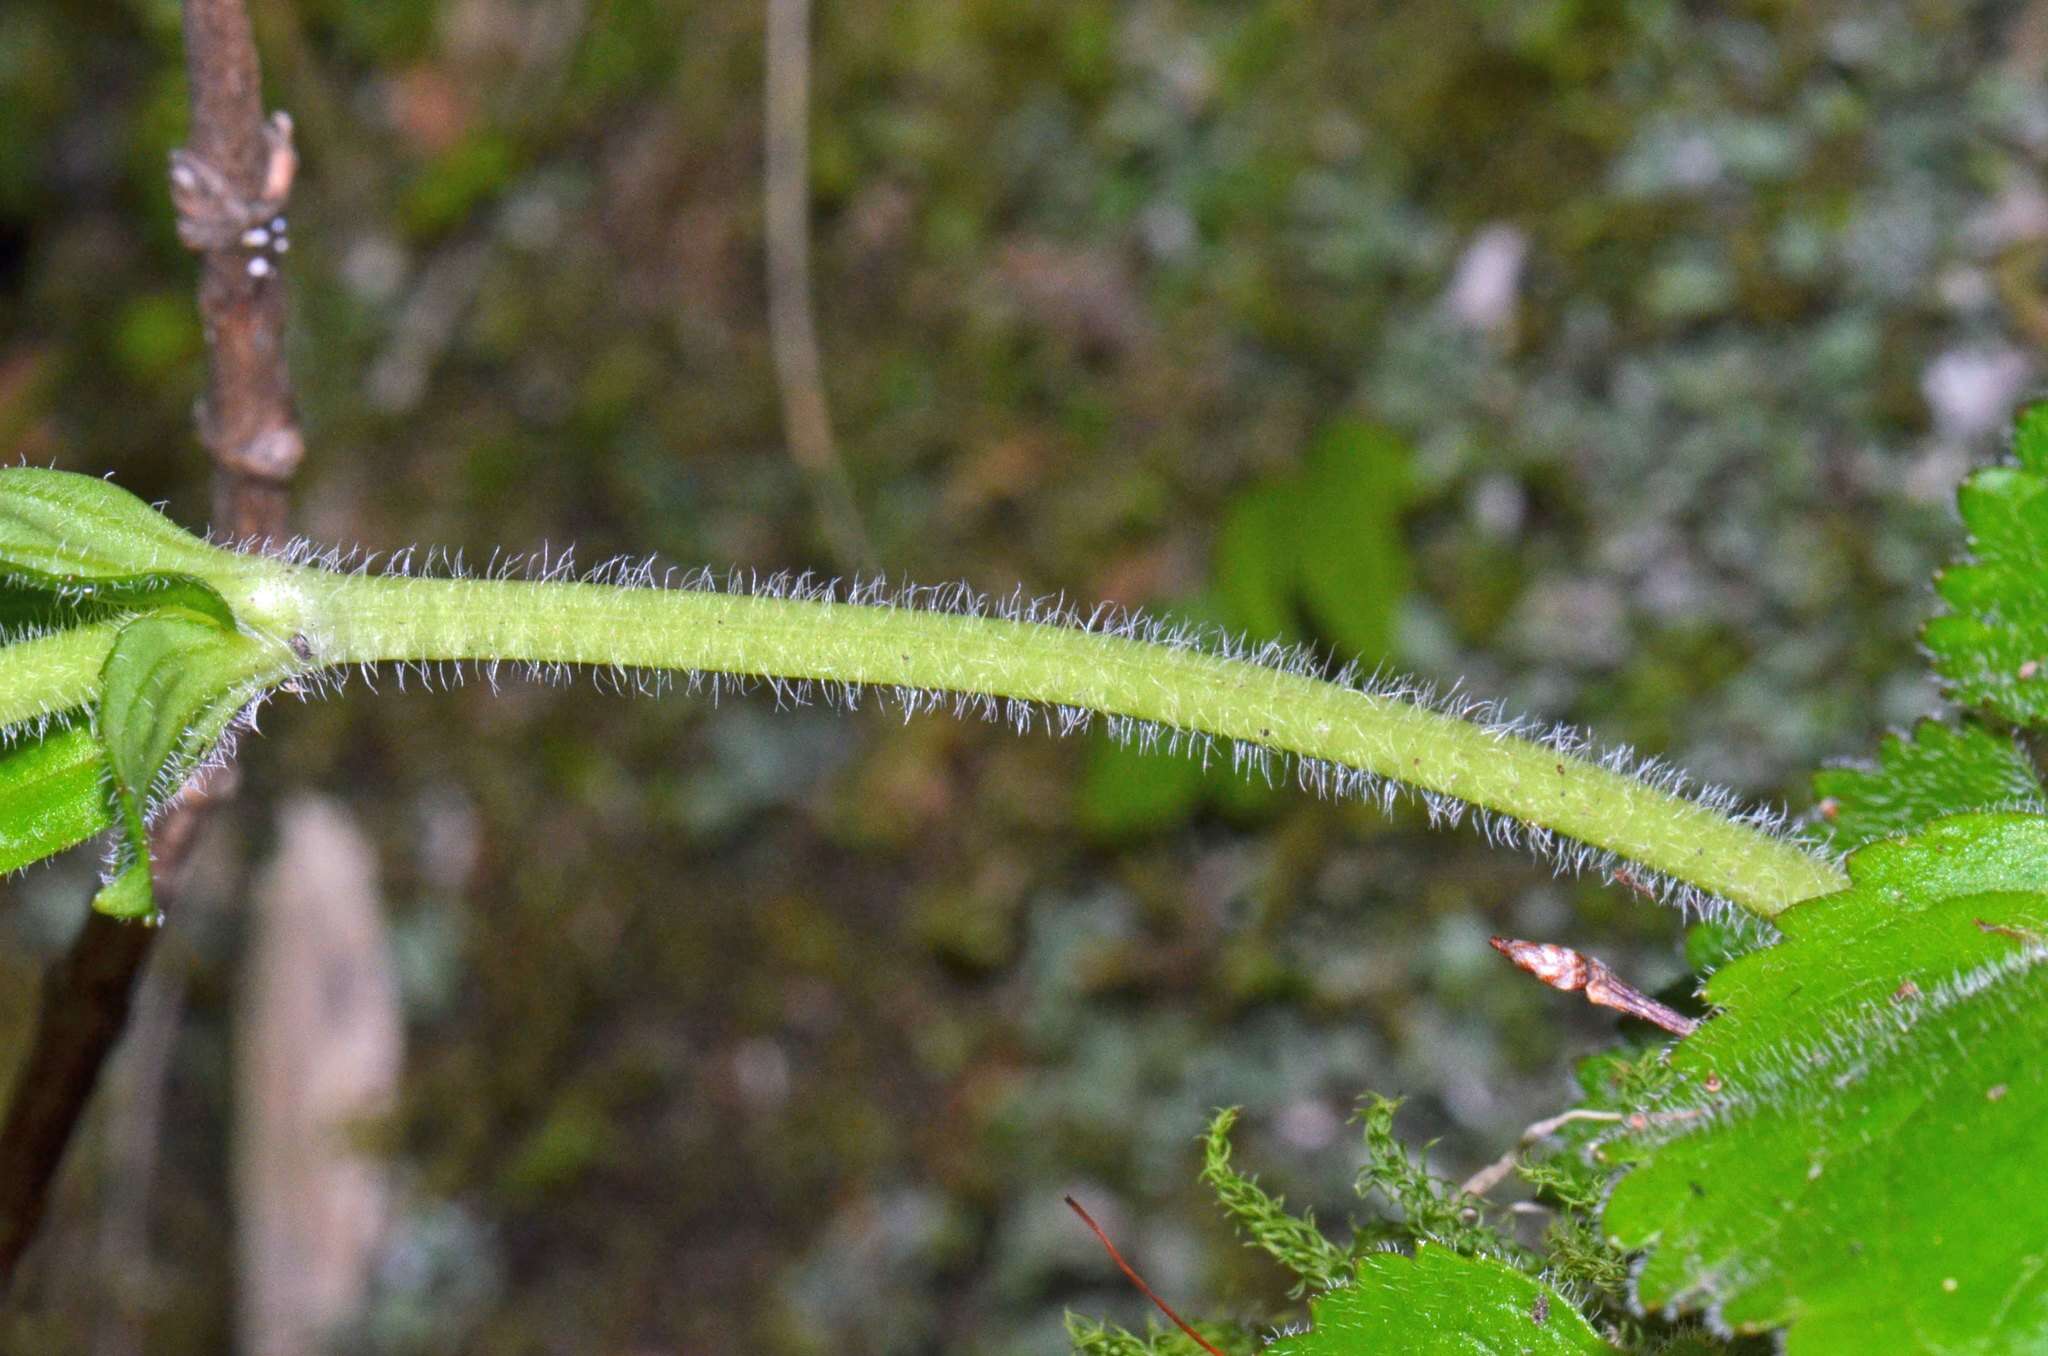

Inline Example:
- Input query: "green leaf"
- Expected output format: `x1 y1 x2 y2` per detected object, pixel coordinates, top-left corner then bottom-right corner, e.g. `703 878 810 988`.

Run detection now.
0 567 235 635
0 721 112 875
1209 421 1413 665
1075 735 1206 839
1263 1245 1613 1355
90 611 290 920
0 468 239 628
0 576 81 637
1682 913 1777 973
1603 813 2048 1352
0 623 123 738
1812 718 2044 849
0 467 231 582
90 863 158 921
1294 420 1411 663
1213 481 1303 645
1924 404 2048 725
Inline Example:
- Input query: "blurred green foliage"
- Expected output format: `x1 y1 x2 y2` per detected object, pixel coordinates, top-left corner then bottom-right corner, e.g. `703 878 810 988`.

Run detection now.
1 0 2043 1351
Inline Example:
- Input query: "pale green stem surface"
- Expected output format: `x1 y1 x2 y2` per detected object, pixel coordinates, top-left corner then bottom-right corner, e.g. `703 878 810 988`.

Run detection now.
286 570 1844 917
0 625 118 731
0 559 1848 917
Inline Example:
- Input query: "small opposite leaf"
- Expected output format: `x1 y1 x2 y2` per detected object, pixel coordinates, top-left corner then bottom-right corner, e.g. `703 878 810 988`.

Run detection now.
0 566 236 634
1604 813 2048 1352
0 470 245 632
0 469 230 586
1263 1245 1611 1355
0 721 113 875
91 863 158 921
92 611 289 919
1811 718 2044 849
1924 404 2048 724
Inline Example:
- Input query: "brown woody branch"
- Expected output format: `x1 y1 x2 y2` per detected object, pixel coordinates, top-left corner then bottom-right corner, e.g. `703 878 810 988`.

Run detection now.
0 781 225 1284
0 0 300 1288
174 0 303 542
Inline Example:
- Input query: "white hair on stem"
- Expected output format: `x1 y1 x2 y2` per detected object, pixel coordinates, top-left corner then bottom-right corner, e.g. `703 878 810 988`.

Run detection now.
168 532 1840 923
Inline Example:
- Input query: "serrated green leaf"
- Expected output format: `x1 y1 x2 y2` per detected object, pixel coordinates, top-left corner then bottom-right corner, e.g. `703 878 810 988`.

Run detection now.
2012 401 2048 476
0 721 112 875
1604 813 2048 1352
1812 719 2044 849
1925 405 2048 724
91 611 290 920
1263 1245 1612 1355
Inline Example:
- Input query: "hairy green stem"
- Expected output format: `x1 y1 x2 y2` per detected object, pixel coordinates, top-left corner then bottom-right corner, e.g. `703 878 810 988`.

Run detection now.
0 627 118 732
0 542 1849 917
263 570 1843 916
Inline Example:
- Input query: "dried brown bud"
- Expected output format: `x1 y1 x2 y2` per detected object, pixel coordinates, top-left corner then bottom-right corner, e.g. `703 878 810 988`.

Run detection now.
1490 936 1699 1037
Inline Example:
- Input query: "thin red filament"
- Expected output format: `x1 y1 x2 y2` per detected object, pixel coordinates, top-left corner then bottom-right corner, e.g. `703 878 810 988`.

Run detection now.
1064 1195 1228 1356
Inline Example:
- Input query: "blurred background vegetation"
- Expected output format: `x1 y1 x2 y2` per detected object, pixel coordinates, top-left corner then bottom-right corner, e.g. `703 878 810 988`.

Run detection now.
1 0 2043 1351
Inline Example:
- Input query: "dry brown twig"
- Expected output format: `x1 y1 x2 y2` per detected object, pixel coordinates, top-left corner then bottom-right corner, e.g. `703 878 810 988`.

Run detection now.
1459 1109 1626 1199
1489 936 1700 1037
765 0 874 571
0 0 302 1288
